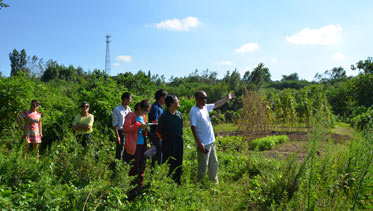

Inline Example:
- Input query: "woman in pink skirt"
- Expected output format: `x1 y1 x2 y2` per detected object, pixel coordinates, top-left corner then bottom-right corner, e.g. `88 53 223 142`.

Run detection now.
16 100 42 159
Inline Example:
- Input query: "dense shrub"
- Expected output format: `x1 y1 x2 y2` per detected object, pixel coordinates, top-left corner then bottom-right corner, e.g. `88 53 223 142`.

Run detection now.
251 135 289 151
350 106 373 130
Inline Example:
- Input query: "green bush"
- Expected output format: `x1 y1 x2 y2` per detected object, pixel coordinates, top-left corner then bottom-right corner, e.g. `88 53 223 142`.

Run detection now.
350 107 373 130
251 135 289 151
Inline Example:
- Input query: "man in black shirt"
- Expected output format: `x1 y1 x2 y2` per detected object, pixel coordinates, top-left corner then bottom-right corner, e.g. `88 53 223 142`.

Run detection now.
158 95 183 185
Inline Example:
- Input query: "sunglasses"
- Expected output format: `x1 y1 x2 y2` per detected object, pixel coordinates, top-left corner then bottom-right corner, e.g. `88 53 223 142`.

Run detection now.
32 104 40 107
199 96 207 100
81 105 89 109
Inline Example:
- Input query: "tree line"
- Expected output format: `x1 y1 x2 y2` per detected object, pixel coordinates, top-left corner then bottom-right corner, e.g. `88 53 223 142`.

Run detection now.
2 49 373 133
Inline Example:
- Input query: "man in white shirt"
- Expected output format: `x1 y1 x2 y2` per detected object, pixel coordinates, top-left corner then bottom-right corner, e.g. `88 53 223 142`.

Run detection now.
189 90 233 183
112 92 132 161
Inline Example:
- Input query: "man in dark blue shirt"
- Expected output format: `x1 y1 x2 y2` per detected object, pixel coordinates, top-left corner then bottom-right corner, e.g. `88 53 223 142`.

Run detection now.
149 89 168 167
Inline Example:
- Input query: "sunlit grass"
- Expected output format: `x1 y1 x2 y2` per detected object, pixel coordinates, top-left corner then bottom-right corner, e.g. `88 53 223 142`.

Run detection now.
214 123 239 134
331 121 353 136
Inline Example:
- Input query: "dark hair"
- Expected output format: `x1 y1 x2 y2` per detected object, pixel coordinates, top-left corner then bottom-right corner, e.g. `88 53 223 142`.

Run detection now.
165 95 177 107
195 90 205 99
135 99 151 112
121 92 131 101
80 101 89 108
31 100 40 108
155 89 168 100
31 100 40 105
134 103 140 111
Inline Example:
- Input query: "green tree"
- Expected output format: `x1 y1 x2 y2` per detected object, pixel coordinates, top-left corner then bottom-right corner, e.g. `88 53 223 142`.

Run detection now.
351 57 373 74
9 49 29 76
186 69 218 84
247 63 271 89
151 73 165 86
314 67 347 84
328 67 346 80
41 60 59 81
26 55 45 78
41 60 86 82
281 73 299 81
223 69 241 91
0 0 9 9
242 70 250 83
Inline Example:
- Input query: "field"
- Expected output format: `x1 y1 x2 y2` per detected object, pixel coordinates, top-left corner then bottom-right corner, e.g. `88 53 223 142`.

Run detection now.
0 63 372 210
0 117 371 210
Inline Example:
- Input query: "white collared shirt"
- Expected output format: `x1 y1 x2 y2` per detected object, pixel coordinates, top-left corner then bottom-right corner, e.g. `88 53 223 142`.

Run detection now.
112 104 131 130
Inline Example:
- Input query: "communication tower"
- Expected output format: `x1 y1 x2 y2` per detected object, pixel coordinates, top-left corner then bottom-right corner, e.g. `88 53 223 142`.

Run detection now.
105 35 111 75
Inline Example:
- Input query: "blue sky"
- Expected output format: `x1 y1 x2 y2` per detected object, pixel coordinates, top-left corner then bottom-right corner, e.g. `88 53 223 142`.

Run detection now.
1 0 372 80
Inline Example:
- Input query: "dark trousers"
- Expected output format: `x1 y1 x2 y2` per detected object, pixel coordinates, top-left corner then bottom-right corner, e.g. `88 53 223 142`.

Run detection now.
115 130 126 160
76 134 91 148
125 144 146 187
150 132 163 167
163 138 183 185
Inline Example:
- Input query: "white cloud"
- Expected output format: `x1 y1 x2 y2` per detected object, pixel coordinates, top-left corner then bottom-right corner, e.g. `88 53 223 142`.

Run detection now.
156 17 201 31
235 43 259 53
332 52 345 60
270 58 278 63
115 55 132 62
113 62 120 67
216 61 232 66
286 24 342 45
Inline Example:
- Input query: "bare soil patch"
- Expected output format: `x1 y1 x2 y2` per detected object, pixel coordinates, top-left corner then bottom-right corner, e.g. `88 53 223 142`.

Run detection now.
217 130 351 161
217 130 350 143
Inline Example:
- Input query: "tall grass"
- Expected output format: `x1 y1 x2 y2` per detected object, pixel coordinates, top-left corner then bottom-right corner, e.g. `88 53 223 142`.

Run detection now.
0 122 372 209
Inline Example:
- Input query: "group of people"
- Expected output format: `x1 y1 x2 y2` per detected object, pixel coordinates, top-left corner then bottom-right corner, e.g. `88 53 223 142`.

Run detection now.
16 89 233 186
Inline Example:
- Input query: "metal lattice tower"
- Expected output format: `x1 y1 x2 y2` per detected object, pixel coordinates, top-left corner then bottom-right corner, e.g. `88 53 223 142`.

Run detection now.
105 35 111 75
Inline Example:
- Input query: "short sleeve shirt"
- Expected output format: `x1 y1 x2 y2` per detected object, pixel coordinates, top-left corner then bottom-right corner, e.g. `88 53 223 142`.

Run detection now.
189 104 215 146
72 113 94 135
149 102 164 132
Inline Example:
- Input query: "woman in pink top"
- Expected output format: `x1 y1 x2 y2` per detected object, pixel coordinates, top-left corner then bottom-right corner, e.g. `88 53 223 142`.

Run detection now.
16 100 43 159
123 99 151 187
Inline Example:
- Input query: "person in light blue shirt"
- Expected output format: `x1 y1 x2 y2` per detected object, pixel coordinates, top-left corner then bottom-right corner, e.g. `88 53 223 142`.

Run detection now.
112 92 132 161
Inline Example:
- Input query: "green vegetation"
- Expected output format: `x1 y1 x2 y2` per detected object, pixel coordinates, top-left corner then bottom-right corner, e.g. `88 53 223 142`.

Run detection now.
0 0 9 9
332 122 353 136
0 49 372 209
213 123 239 134
251 135 289 151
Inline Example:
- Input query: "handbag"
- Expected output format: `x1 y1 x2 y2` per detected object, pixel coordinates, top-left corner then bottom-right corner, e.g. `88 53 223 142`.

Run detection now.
144 144 156 159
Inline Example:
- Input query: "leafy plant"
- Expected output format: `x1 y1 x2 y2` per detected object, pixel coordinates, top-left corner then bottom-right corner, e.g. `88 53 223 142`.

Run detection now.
251 135 289 151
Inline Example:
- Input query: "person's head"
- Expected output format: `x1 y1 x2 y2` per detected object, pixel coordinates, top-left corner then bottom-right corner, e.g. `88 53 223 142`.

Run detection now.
80 101 90 113
155 89 168 105
165 95 180 110
121 92 132 106
194 90 207 107
30 100 40 111
134 99 151 115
